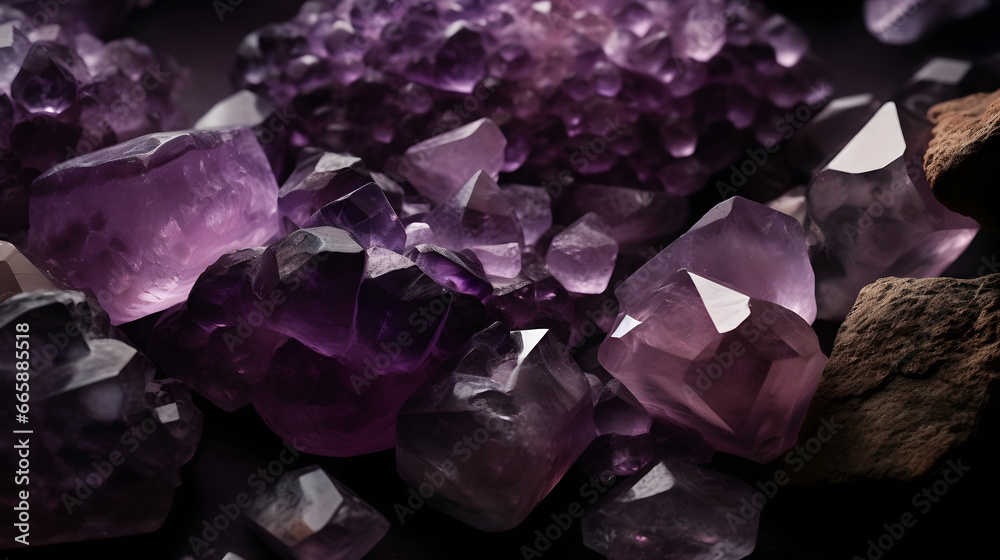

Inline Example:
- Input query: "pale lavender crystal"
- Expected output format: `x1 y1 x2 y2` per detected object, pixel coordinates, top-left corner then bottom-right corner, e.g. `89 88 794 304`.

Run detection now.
0 290 201 546
396 324 596 531
422 170 524 278
600 269 826 462
195 89 292 179
301 183 407 253
1 240 54 302
407 243 493 300
581 459 758 560
278 150 372 230
27 128 280 324
246 465 389 560
865 0 989 44
893 56 1000 118
617 197 817 324
400 118 506 203
806 102 980 320
0 8 184 237
595 378 653 438
547 213 618 294
501 184 551 247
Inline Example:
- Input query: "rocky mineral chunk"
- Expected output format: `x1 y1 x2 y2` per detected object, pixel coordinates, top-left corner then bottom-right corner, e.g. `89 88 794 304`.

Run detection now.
796 274 1000 483
924 88 1000 230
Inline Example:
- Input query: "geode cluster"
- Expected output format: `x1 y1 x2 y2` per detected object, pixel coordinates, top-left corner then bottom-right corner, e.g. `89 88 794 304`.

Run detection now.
0 5 184 238
234 0 829 195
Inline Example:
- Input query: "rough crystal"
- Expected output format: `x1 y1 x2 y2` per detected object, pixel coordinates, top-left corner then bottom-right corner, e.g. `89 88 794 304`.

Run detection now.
0 289 201 546
27 127 280 324
0 239 54 302
865 0 989 45
600 269 827 462
278 150 372 231
581 459 759 560
396 324 595 531
546 212 618 294
247 465 389 560
401 118 506 203
301 183 407 252
558 183 689 245
806 102 980 320
617 197 816 324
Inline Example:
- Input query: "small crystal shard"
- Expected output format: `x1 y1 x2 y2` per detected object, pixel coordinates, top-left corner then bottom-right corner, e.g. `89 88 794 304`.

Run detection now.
806 102 980 320
247 465 389 560
401 118 506 203
600 269 826 463
27 127 280 324
546 213 618 294
396 324 596 531
301 183 407 252
278 150 372 230
581 459 759 560
422 170 524 278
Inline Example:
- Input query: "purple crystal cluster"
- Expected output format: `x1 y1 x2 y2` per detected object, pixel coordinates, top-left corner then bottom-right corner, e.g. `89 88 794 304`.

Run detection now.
147 164 496 454
0 288 201 546
396 324 596 531
234 0 829 195
0 6 184 238
26 127 281 324
600 197 826 463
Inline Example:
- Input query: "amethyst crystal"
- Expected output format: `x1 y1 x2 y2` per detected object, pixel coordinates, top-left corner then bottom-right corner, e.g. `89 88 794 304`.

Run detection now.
402 117 506 203
149 220 490 455
195 89 293 180
581 459 759 560
617 196 817 324
278 150 372 231
1 239 53 302
246 465 389 560
864 0 989 45
27 127 280 324
302 182 407 253
0 289 201 546
0 8 184 238
557 183 689 246
806 102 980 320
396 324 595 531
787 93 881 178
600 268 826 463
893 56 1000 118
546 212 618 294
234 0 829 195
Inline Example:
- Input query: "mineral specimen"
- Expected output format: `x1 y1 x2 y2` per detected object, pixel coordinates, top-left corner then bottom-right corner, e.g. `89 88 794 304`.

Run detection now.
0 7 184 237
0 289 201 546
546 212 618 294
581 459 759 560
864 0 989 45
600 268 826 463
247 465 389 560
805 102 979 320
924 88 1000 230
149 222 490 455
234 0 829 194
396 324 595 531
796 274 1000 484
616 196 816 324
401 118 506 203
893 56 1000 119
27 127 281 324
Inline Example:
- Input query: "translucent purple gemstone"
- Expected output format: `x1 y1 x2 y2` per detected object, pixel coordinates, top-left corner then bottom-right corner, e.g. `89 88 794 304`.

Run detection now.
26 128 280 324
401 118 506 203
396 324 595 531
805 102 980 320
617 197 817 324
600 269 827 463
546 212 618 295
301 183 407 253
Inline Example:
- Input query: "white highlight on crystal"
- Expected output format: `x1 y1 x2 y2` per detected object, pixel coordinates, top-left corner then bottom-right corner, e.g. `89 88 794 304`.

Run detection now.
912 58 972 85
826 102 906 175
622 462 675 502
610 314 642 339
688 272 750 334
297 469 344 538
155 403 181 424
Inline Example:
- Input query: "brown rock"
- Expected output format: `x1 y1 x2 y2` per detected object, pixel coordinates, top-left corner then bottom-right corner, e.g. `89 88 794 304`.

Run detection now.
792 274 1000 484
924 88 1000 230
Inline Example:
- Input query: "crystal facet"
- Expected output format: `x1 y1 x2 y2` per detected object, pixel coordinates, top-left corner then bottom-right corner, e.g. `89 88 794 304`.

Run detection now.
546 212 618 295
